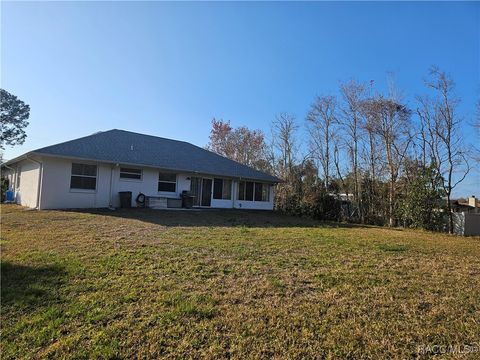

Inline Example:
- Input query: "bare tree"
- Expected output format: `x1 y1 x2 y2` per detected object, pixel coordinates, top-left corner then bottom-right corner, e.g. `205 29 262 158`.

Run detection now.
271 113 299 210
333 139 348 196
271 113 298 179
362 96 412 227
417 67 470 233
339 80 366 220
417 95 445 187
357 100 385 223
474 99 480 162
307 95 338 190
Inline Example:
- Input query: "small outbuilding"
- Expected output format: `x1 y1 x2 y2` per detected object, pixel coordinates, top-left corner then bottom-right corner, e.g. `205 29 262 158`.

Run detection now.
452 213 480 236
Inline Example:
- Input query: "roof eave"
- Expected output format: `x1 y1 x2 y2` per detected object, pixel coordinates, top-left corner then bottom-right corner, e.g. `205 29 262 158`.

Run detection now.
1 152 36 167
28 151 281 183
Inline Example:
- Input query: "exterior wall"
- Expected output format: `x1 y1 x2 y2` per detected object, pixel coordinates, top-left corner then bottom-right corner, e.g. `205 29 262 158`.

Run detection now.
211 198 235 208
40 158 192 209
112 167 191 207
453 212 480 236
7 156 275 210
40 157 111 209
9 159 41 208
464 213 480 236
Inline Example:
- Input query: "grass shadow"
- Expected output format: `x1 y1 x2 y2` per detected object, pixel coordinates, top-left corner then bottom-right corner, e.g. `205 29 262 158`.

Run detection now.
1 261 66 310
72 208 373 229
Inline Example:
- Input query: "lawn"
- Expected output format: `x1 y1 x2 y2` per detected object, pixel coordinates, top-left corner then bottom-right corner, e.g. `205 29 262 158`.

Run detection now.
1 205 479 359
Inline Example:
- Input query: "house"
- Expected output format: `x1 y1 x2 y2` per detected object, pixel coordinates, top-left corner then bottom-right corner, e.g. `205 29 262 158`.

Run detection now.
451 196 480 214
1 129 280 210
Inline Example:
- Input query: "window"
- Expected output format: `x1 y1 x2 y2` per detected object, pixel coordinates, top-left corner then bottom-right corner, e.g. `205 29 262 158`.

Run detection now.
158 172 176 192
261 183 270 202
70 163 97 190
254 183 263 201
237 181 270 202
120 167 142 180
238 181 245 200
238 181 254 201
213 178 232 200
245 182 254 201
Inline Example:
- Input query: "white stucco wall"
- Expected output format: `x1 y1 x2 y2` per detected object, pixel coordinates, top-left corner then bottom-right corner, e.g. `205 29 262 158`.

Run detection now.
11 159 41 208
40 157 111 209
112 167 191 207
39 158 193 209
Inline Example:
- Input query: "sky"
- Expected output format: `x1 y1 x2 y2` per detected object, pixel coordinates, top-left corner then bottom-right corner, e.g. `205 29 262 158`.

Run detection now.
1 1 479 196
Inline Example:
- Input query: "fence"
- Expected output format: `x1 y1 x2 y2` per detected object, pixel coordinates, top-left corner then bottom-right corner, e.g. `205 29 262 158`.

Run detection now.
452 212 480 236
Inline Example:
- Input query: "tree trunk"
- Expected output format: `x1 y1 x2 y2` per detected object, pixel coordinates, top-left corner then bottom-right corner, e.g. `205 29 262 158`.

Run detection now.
389 177 395 227
446 192 453 234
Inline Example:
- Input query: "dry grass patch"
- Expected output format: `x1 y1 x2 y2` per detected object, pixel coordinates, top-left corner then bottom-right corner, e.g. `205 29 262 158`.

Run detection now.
1 205 479 359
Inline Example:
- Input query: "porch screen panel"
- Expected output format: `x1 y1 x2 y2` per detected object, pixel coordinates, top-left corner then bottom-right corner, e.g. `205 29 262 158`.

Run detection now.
254 183 263 201
238 181 246 200
222 180 232 200
213 179 232 200
190 177 201 206
261 184 270 201
213 179 223 199
245 182 254 201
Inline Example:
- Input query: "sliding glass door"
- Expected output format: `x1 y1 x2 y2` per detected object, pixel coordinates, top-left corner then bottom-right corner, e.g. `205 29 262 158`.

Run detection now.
190 177 212 207
201 178 212 207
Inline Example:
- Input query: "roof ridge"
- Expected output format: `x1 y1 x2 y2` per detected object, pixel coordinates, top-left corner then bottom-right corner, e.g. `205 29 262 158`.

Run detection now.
32 130 114 153
111 129 192 145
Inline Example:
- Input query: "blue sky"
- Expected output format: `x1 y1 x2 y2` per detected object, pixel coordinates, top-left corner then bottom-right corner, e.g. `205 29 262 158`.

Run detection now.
2 1 479 196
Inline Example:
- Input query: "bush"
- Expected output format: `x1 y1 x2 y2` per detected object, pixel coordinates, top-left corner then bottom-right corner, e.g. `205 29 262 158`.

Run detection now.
1 177 9 203
276 186 343 222
397 167 445 231
305 190 342 221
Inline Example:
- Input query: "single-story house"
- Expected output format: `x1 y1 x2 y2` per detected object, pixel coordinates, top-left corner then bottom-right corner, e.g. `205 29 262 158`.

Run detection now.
1 129 280 210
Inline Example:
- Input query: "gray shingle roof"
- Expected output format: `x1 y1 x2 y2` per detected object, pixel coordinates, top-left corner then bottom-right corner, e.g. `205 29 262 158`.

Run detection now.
32 129 280 182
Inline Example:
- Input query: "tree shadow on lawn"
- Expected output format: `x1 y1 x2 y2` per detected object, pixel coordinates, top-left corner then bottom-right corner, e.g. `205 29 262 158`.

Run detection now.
73 208 375 229
1 261 66 311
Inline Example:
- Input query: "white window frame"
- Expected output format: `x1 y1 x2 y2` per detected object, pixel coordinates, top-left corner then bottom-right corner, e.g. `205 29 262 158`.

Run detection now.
119 167 143 181
158 172 177 193
70 163 97 192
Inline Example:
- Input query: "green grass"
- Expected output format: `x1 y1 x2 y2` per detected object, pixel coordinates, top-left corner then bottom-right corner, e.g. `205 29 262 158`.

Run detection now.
1 205 479 359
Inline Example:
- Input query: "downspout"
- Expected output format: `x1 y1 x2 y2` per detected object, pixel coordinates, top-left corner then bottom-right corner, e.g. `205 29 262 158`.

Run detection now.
108 164 118 209
25 156 43 210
